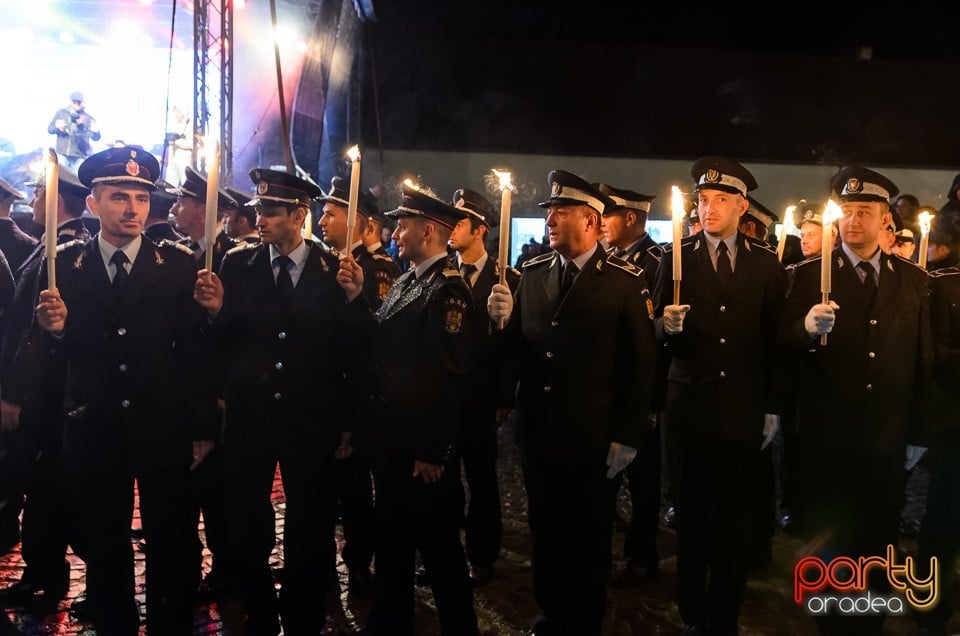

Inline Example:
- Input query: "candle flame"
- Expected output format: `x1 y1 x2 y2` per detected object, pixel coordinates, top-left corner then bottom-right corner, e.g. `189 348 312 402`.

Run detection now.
670 185 685 220
492 169 513 191
784 205 796 231
347 145 360 162
822 199 842 226
919 210 933 235
402 178 420 191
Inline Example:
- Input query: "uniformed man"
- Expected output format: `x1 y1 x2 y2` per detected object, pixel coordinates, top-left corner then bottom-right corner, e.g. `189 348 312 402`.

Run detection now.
194 168 364 635
224 186 261 245
653 156 786 636
337 182 480 636
893 227 916 260
447 186 519 586
168 164 239 273
797 205 836 260
144 178 185 243
741 195 779 244
0 177 38 273
779 166 931 636
924 208 960 272
487 170 657 636
19 146 219 634
0 165 90 609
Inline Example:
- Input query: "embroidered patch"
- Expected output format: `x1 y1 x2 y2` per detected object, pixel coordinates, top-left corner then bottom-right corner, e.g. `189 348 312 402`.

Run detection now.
443 297 468 334
126 159 140 177
375 269 393 301
154 249 164 266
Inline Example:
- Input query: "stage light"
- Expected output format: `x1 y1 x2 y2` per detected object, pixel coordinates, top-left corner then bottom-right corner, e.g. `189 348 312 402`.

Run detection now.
296 40 308 53
59 31 75 44
234 0 246 8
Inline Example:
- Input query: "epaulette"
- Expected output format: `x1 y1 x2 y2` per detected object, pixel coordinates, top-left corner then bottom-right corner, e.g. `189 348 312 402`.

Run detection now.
226 241 259 256
157 239 196 256
441 268 464 279
646 244 664 261
791 255 822 271
931 266 960 278
507 266 521 277
372 253 395 262
744 235 777 255
522 252 554 268
605 254 643 278
55 238 86 254
891 254 926 272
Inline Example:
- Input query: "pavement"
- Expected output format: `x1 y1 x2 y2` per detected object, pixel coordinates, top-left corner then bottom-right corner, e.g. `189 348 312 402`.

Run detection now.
0 422 957 635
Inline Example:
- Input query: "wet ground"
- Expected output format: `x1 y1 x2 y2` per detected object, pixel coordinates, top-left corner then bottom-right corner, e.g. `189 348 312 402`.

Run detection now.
0 421 956 635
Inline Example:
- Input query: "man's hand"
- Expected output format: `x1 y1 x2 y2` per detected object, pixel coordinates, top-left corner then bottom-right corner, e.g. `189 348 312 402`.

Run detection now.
804 301 839 336
606 442 638 479
193 270 223 318
487 283 513 329
37 288 67 334
337 253 364 303
0 400 22 432
190 440 215 471
662 304 691 334
55 119 67 131
413 460 444 484
335 432 353 460
761 413 779 451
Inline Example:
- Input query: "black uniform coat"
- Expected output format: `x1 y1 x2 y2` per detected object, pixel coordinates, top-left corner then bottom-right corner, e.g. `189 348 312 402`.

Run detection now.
143 221 184 244
504 246 656 459
612 232 664 292
354 243 400 312
0 217 38 274
30 236 217 473
14 217 91 281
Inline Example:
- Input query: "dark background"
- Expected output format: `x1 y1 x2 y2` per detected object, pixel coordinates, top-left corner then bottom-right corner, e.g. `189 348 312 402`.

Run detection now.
359 1 959 169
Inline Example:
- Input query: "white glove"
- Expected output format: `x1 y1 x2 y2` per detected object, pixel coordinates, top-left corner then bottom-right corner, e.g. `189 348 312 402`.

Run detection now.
804 301 839 336
761 413 779 451
662 304 691 334
905 445 927 471
487 283 514 327
606 442 638 478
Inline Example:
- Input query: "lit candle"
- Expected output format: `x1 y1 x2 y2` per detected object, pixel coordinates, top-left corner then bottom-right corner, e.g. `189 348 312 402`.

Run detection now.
777 205 796 263
345 145 361 254
493 169 512 286
44 148 59 290
918 210 933 269
303 210 313 240
203 138 220 273
670 186 685 305
820 199 841 345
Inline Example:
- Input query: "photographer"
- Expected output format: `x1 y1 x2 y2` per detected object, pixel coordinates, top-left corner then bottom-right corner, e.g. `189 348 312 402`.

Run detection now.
47 91 101 168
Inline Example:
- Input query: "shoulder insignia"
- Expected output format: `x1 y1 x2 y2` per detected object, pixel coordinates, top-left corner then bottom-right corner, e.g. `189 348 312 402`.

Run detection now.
226 241 259 256
442 296 468 334
508 266 521 277
157 239 195 256
441 267 463 279
372 253 395 263
646 244 664 262
744 236 777 254
931 266 960 278
523 252 555 268
606 254 643 278
55 238 84 254
374 269 393 300
891 254 926 272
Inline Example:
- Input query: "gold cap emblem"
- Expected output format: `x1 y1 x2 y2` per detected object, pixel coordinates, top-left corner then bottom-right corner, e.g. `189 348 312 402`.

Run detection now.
125 159 140 177
257 180 269 195
705 169 721 183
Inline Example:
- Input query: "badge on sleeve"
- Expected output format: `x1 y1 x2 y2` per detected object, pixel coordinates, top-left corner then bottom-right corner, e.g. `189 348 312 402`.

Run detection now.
376 269 393 301
443 297 468 334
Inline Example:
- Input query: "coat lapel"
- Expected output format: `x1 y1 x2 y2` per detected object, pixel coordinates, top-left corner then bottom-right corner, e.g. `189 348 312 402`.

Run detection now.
118 237 163 308
873 252 901 314
555 246 603 318
539 253 561 313
72 237 115 308
723 233 756 299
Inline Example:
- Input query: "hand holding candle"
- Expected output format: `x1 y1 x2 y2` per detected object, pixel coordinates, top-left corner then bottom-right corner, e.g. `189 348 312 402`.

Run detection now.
819 199 841 345
918 210 933 269
203 138 220 273
345 146 361 253
777 205 796 263
44 149 59 290
670 186 685 305
493 169 513 286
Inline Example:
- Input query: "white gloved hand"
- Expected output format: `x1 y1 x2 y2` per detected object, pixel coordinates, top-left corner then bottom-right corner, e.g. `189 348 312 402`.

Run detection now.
662 304 691 335
761 413 779 451
804 301 839 336
487 283 514 328
606 442 638 478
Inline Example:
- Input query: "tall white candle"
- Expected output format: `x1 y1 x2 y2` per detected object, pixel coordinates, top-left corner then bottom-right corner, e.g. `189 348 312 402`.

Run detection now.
44 149 59 290
918 210 933 269
777 205 796 263
493 169 512 285
203 139 220 273
346 146 361 251
670 186 684 304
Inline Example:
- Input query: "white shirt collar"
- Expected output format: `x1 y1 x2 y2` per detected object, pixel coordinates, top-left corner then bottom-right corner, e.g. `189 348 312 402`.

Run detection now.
558 242 599 271
98 234 142 271
413 251 449 279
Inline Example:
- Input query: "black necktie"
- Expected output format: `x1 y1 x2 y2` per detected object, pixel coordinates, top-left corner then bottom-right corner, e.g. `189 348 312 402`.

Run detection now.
858 261 877 301
560 260 579 297
111 250 129 296
274 255 294 305
716 240 732 288
460 263 477 288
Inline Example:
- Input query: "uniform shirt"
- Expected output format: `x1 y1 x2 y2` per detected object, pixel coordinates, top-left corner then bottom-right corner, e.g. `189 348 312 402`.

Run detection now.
97 234 140 282
268 239 308 287
841 242 881 286
366 241 383 254
412 251 449 279
456 251 488 288
557 242 598 273
702 231 739 271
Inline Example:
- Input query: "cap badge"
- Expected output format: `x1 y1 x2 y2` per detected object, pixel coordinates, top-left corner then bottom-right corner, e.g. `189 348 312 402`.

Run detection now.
803 210 814 221
257 180 269 195
847 178 862 193
551 181 562 197
125 159 140 177
454 195 466 209
705 169 721 184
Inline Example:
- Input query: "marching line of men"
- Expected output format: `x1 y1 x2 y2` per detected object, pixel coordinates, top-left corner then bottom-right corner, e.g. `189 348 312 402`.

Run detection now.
0 145 956 636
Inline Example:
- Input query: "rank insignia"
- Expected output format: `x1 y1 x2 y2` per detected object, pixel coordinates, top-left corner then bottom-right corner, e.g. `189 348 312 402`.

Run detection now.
646 297 655 320
72 251 85 269
443 297 468 334
154 250 164 266
376 270 392 301
126 159 140 177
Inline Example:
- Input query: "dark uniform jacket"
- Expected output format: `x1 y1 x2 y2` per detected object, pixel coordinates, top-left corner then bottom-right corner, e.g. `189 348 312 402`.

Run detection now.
365 256 474 464
503 246 656 458
182 231 237 275
0 217 39 274
610 232 664 292
13 236 218 472
653 231 787 436
778 247 932 456
143 221 185 244
14 217 91 281
354 244 400 312
214 241 362 454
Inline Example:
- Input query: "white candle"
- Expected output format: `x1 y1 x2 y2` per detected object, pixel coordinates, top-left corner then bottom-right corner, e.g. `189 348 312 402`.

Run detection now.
493 169 512 285
777 205 796 263
44 148 59 290
670 186 685 304
345 146 361 251
819 199 842 345
918 210 933 269
303 210 313 240
203 139 220 273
